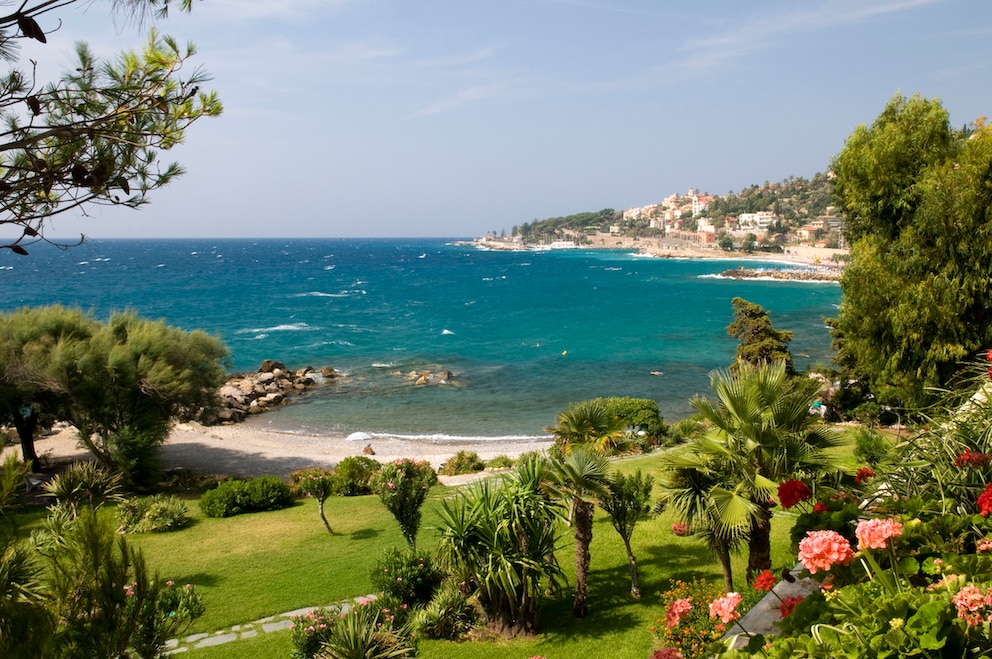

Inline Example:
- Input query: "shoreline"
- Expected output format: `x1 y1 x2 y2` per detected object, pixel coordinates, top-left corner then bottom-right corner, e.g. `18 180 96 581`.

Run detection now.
2 422 555 480
471 236 847 269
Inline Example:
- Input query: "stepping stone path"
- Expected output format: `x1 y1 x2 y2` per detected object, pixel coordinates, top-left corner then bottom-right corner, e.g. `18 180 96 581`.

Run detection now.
164 594 376 654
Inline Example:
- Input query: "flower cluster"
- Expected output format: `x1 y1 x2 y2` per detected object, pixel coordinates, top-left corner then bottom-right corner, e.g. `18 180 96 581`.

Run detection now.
665 598 692 628
952 582 992 626
752 569 778 593
289 607 336 659
651 649 685 659
855 467 875 484
708 592 743 624
778 479 812 509
671 522 689 537
855 517 903 550
978 483 992 517
955 449 992 469
797 529 855 574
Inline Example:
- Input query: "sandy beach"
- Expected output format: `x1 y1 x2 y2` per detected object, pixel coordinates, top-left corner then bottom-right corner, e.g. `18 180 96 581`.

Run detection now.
2 422 555 480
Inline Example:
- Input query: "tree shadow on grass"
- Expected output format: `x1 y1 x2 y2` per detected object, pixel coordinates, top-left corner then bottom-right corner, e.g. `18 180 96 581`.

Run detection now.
159 442 340 480
538 540 722 641
350 528 382 540
166 571 220 588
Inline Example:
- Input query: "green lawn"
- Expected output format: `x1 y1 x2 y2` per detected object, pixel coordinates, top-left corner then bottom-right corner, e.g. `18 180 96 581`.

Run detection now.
121 453 798 658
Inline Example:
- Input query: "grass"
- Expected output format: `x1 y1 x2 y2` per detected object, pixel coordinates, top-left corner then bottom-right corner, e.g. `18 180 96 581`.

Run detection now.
120 453 798 658
8 449 809 657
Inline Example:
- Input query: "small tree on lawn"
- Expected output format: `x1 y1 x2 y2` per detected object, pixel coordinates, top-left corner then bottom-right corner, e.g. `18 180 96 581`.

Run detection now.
372 459 437 549
598 469 654 598
298 468 336 535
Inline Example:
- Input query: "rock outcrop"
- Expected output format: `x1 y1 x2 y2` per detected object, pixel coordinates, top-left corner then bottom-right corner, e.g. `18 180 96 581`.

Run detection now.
206 361 337 425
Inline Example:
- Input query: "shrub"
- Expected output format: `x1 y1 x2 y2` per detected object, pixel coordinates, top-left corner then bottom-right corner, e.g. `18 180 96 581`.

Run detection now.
289 607 336 659
371 459 437 548
409 579 475 640
852 427 891 466
334 456 381 496
117 494 190 533
199 476 294 518
485 454 514 469
591 396 667 444
321 601 414 659
370 547 443 606
651 578 725 658
438 451 484 476
44 461 124 517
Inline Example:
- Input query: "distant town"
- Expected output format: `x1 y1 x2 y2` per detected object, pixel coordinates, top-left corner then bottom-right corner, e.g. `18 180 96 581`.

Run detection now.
476 174 847 260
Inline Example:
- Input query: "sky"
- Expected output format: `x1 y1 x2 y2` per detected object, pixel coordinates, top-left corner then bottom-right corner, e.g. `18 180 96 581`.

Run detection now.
9 0 992 239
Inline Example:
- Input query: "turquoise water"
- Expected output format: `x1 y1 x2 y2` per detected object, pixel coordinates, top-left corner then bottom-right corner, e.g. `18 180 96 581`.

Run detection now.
1 238 840 438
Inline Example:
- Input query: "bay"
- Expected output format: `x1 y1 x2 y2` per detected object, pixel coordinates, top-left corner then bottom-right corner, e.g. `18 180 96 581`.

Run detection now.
1 238 840 438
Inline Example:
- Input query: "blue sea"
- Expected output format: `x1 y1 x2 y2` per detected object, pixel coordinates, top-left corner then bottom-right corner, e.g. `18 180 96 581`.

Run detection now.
1 238 840 439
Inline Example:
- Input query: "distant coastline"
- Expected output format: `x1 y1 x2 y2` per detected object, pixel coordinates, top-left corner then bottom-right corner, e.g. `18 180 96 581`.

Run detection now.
468 235 848 278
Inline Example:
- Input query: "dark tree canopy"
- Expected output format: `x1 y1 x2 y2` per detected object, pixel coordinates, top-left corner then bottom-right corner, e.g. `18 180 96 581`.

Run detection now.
832 94 992 408
0 0 219 255
726 297 794 374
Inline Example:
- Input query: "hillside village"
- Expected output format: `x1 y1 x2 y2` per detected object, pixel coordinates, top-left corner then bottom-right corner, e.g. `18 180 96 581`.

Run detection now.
478 174 846 255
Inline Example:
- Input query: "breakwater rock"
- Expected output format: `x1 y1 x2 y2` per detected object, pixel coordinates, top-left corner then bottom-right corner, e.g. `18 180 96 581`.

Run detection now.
719 267 841 282
207 360 338 425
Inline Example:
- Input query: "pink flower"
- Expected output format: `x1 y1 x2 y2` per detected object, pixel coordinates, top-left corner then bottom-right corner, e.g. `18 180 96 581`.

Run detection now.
797 530 855 574
708 591 743 624
952 583 990 626
665 598 692 628
652 649 684 659
671 522 689 537
855 518 903 550
977 538 992 554
778 479 812 509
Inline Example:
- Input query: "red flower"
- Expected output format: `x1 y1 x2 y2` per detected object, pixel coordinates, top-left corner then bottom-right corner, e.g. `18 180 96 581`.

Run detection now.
986 349 992 362
778 479 812 509
854 467 875 484
955 449 992 469
813 501 830 514
753 569 777 592
671 522 689 537
779 595 804 618
978 483 992 517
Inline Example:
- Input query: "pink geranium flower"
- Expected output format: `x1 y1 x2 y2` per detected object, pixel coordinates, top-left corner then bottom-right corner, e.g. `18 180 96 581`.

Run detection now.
652 649 684 659
797 530 854 574
708 591 743 624
855 517 903 550
665 598 692 628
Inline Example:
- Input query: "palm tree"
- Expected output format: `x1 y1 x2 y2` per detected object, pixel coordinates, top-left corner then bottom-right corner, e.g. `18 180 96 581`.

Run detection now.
597 469 654 598
545 400 625 456
546 448 610 618
662 361 840 583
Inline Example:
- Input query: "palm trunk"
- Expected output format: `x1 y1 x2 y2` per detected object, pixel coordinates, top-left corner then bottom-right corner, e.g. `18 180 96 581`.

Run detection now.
746 500 773 583
622 535 641 598
572 500 594 618
715 535 734 593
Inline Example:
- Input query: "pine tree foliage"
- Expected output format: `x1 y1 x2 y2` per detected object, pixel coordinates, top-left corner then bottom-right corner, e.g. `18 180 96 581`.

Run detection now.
0 0 220 255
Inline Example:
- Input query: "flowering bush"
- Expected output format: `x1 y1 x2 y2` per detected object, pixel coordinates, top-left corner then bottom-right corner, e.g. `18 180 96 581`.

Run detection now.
651 578 725 658
369 547 442 608
371 458 437 548
289 607 336 659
